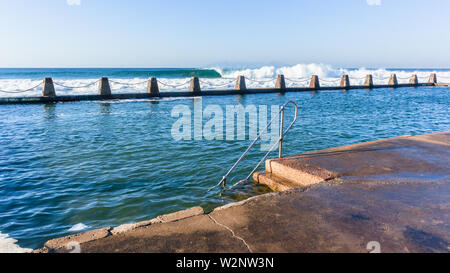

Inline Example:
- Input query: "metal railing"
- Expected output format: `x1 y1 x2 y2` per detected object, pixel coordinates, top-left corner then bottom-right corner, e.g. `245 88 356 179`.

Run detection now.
208 101 298 192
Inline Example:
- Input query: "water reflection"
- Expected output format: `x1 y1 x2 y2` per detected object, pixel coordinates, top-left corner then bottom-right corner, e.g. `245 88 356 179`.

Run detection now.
43 103 56 120
100 103 111 115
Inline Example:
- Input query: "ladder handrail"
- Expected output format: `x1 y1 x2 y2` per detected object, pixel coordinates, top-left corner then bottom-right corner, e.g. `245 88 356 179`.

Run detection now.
208 101 298 192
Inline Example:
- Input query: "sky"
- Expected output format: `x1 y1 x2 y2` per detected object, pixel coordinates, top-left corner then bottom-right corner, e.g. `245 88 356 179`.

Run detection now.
0 0 449 68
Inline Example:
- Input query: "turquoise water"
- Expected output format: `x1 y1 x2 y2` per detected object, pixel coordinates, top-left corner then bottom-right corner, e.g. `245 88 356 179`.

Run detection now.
0 86 449 249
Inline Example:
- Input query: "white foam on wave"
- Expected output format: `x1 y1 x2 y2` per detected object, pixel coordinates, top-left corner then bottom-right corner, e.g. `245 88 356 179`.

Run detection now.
1 64 449 98
0 232 32 253
221 63 447 78
68 223 89 232
219 63 450 87
221 63 339 79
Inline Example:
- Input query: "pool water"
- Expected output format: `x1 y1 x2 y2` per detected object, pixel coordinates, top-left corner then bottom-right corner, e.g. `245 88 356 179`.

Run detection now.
0 86 449 249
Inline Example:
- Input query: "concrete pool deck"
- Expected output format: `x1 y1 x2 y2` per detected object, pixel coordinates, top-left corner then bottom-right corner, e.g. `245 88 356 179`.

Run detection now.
35 131 450 253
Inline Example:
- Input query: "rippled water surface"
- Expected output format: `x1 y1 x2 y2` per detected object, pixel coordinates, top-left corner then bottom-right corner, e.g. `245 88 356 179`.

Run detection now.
0 86 449 249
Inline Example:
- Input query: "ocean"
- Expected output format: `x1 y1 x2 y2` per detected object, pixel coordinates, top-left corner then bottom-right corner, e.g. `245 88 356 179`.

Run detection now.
0 64 449 251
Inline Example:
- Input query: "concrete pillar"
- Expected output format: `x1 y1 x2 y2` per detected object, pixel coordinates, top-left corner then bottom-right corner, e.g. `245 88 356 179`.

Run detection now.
340 75 350 89
189 77 201 93
410 74 418 85
429 73 437 84
309 75 320 89
275 74 286 90
235 76 246 91
98 77 111 96
147 77 159 95
388 74 398 86
364 75 374 88
42 77 56 97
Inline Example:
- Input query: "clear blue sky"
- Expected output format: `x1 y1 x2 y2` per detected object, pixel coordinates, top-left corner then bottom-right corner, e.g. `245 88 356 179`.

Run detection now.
0 0 449 68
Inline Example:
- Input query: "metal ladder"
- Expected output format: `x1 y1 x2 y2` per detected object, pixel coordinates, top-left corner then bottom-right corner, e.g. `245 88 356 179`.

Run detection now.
209 101 298 191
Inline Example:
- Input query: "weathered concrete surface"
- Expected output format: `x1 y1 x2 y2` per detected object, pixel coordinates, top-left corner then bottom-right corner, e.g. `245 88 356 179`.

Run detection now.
235 75 246 90
44 227 111 250
429 73 437 84
310 75 320 89
256 132 450 191
37 207 203 252
275 75 286 90
42 77 56 97
209 180 449 253
146 77 159 95
156 206 204 223
364 74 373 87
340 75 350 89
275 74 286 90
98 77 111 96
253 172 300 192
110 218 160 235
189 77 201 93
38 131 450 253
65 215 250 253
410 74 418 85
389 74 398 86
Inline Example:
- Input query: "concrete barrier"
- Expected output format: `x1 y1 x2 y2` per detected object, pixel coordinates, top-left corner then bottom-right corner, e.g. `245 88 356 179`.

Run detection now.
340 75 350 89
389 74 398 87
42 77 56 97
275 74 286 90
235 76 246 91
44 227 111 250
189 77 201 93
364 74 374 88
429 73 437 84
98 77 111 96
410 74 418 85
1 73 443 105
147 77 159 95
310 75 320 89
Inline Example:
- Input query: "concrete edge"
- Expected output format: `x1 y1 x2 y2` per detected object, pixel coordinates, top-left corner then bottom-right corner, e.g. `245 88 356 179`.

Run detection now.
407 132 450 146
156 206 204 223
211 194 277 212
44 226 112 250
35 206 205 252
253 171 299 191
280 135 413 157
33 179 347 253
33 176 371 253
212 178 346 214
265 158 335 184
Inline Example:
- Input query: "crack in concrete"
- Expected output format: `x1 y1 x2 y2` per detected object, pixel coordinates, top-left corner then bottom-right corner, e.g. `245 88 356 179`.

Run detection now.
207 214 253 253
